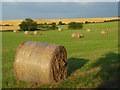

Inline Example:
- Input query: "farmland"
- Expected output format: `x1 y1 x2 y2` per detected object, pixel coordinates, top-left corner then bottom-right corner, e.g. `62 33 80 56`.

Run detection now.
2 21 119 88
0 17 118 31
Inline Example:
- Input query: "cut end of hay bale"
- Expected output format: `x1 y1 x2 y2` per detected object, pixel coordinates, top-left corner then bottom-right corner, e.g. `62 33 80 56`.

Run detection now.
14 41 67 85
72 33 83 38
101 30 108 35
34 31 40 35
58 28 62 31
49 46 67 84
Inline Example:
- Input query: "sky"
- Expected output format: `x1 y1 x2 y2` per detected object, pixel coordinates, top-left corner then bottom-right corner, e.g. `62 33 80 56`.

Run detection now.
1 0 120 2
2 2 118 20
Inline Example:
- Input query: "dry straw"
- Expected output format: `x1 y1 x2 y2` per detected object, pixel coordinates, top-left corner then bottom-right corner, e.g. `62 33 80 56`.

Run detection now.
58 28 62 31
87 29 92 32
14 41 67 85
13 30 19 33
24 31 30 35
72 33 83 38
34 31 40 35
101 30 107 35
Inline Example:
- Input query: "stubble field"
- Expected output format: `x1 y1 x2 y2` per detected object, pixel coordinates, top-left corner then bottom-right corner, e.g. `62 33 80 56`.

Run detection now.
2 21 119 88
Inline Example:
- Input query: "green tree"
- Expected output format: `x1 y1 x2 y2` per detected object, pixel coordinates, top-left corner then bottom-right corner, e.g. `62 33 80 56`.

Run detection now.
85 21 89 24
58 21 63 25
51 23 56 30
76 23 83 29
19 18 38 31
5 24 10 26
44 22 47 25
68 22 76 29
58 21 65 25
68 22 83 29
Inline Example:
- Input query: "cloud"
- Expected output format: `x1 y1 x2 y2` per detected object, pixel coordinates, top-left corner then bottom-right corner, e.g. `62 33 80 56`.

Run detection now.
77 2 95 5
2 0 119 2
1 0 56 1
79 2 90 5
2 2 118 20
6 2 18 4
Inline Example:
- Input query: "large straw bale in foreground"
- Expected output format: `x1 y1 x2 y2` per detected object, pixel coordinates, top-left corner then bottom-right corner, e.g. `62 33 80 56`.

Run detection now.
14 41 67 85
72 33 83 38
34 31 40 35
24 31 30 35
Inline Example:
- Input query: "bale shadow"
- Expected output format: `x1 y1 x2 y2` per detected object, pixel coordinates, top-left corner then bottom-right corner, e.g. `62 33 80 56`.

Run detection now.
90 52 119 88
67 58 89 77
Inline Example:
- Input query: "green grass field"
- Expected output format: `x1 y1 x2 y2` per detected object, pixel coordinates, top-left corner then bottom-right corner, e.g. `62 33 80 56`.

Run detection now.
2 21 119 88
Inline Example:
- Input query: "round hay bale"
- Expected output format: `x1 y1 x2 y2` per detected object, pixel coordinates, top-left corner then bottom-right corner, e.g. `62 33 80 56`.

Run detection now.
101 30 107 35
14 41 67 85
58 28 62 31
34 31 40 35
72 33 83 38
25 31 30 35
13 30 19 33
77 33 83 37
87 29 92 32
72 33 75 38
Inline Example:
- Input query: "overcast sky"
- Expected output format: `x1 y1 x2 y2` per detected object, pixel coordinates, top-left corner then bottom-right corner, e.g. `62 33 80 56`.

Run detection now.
2 2 118 20
1 0 120 2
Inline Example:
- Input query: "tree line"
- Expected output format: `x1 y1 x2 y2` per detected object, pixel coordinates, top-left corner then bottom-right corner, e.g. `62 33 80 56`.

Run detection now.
19 18 84 31
19 18 120 31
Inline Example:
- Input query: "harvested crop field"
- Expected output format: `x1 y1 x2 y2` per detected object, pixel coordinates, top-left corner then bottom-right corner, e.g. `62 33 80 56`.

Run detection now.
0 17 118 31
2 21 119 88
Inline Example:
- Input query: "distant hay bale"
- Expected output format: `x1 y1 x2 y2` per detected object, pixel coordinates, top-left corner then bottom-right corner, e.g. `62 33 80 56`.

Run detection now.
25 31 30 35
72 33 76 38
101 30 107 35
87 29 92 32
58 28 62 31
13 30 19 33
34 31 40 35
77 33 83 38
72 33 83 38
14 41 67 85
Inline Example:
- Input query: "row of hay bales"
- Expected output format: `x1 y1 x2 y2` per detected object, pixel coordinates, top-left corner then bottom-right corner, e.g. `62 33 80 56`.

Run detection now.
24 31 40 35
72 29 108 38
13 30 40 35
13 28 63 35
86 28 108 34
13 28 107 37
